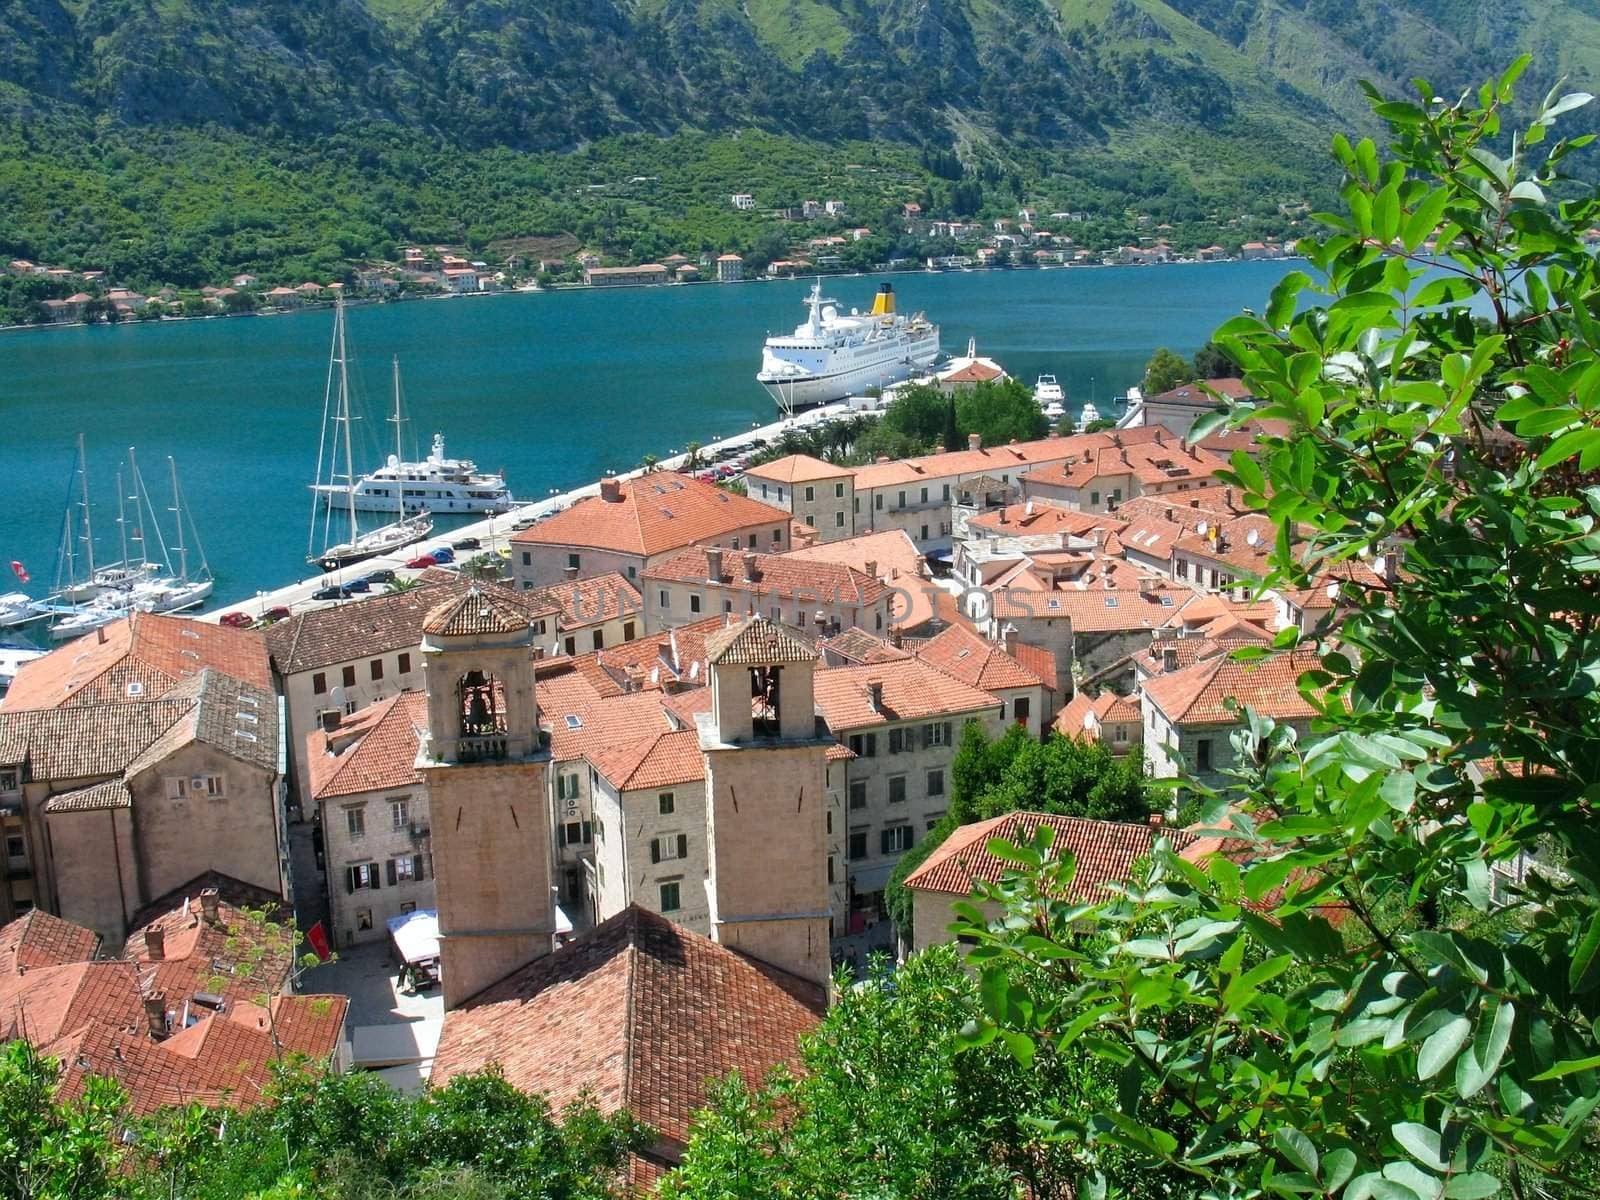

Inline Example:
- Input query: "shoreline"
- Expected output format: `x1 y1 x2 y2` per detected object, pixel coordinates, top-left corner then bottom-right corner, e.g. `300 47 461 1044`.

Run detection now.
0 254 1300 338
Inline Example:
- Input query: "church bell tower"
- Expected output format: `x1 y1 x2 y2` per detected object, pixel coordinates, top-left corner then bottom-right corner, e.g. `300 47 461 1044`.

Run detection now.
417 587 553 1008
698 616 832 987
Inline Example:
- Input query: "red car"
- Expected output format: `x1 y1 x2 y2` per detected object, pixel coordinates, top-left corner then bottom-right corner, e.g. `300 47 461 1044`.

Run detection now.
405 554 438 569
218 611 253 628
262 606 293 622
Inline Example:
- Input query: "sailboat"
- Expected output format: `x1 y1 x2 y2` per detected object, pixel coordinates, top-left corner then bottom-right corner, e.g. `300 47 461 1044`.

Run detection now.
307 300 433 572
129 457 214 614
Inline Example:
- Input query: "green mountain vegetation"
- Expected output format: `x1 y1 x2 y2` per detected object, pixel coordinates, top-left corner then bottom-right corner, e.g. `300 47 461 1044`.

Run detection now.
1 0 1596 285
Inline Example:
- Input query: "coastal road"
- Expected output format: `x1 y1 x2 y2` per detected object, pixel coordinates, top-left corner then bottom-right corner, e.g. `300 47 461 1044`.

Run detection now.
192 401 863 623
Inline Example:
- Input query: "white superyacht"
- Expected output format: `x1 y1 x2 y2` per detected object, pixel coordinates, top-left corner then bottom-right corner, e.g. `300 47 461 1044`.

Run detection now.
757 281 940 412
313 432 514 516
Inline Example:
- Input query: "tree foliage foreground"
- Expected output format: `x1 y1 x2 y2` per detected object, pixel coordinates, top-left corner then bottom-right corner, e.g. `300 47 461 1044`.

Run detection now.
955 59 1600 1200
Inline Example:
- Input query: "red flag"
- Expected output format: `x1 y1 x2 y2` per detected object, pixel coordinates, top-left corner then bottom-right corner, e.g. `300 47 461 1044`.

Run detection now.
9 561 27 585
306 920 332 962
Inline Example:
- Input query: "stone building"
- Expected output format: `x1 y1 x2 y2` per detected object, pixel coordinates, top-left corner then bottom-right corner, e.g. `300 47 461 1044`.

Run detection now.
509 474 792 589
305 693 435 949
743 455 856 541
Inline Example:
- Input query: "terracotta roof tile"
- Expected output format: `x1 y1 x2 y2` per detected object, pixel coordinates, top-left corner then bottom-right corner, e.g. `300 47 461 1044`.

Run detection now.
916 625 1042 692
818 629 910 666
743 455 852 484
814 657 999 730
2 613 271 712
588 728 705 792
42 779 131 812
511 475 790 557
0 697 193 780
705 615 819 666
306 693 428 801
988 581 1200 630
1145 377 1253 407
432 907 822 1149
645 549 887 612
1008 641 1061 691
545 687 673 763
0 911 101 977
849 427 1168 491
905 812 1195 898
1142 648 1322 725
783 530 930 629
525 573 642 631
424 586 533 637
967 502 1117 538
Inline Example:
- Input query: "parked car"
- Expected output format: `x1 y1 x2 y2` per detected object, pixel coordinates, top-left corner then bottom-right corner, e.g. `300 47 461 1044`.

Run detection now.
218 611 252 628
344 578 371 593
311 584 345 601
451 537 481 551
430 547 455 563
262 605 293 622
405 554 438 569
362 568 396 585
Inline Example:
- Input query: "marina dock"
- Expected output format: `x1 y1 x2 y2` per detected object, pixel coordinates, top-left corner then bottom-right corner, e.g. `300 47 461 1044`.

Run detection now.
191 401 861 623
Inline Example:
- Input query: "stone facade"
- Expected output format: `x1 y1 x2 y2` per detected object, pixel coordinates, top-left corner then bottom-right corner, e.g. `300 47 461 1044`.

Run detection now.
323 785 434 948
588 769 710 935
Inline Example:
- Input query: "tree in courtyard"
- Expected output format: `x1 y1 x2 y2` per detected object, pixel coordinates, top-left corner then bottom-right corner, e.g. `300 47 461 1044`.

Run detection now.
956 60 1600 1199
956 378 1049 445
1139 345 1192 394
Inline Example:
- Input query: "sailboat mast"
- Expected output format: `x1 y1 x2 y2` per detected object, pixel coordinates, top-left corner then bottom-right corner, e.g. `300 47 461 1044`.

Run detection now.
169 456 188 584
77 433 95 578
392 356 405 527
337 299 357 549
116 467 129 569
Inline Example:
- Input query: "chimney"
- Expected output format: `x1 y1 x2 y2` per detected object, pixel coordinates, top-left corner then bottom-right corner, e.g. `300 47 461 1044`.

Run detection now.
143 992 168 1040
864 560 877 578
1153 428 1164 444
705 547 723 582
564 565 579 580
144 926 165 961
875 455 890 464
320 709 341 733
1148 813 1164 828
1189 498 1200 509
935 444 946 453
1166 507 1175 521
533 646 545 661
1002 623 1018 653
742 552 759 582
868 682 885 712
814 610 828 632
968 433 982 452
599 478 622 502
889 628 903 648
1048 429 1059 439
97 626 107 645
200 888 220 924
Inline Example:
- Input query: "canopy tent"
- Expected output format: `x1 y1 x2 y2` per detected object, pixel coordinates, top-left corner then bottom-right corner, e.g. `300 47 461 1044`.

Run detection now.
386 909 440 966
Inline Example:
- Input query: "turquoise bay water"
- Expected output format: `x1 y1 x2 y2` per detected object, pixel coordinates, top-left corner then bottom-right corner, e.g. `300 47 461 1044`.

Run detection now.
1 261 1297 608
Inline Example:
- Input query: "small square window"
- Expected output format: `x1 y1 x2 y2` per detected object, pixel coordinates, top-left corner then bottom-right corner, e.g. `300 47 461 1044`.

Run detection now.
346 807 365 839
659 881 681 912
391 799 408 830
835 482 845 498
312 672 327 695
927 769 944 796
805 486 815 501
370 658 383 682
888 775 907 804
568 553 581 570
659 792 675 815
398 653 411 674
341 665 356 689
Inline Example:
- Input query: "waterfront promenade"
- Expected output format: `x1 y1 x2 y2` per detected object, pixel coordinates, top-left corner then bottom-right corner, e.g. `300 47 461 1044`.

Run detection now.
193 401 859 622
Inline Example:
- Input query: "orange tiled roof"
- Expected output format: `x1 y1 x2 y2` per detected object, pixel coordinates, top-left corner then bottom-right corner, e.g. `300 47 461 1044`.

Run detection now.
743 454 852 484
526 572 643 631
0 911 101 977
1146 377 1253 408
1008 641 1061 691
1142 648 1322 725
705 615 819 666
645 548 887 612
849 426 1168 491
968 502 1119 539
432 906 823 1150
818 629 910 666
306 692 428 801
545 686 673 763
122 883 297 1013
424 586 533 637
904 811 1195 898
814 657 999 730
1053 691 1140 738
784 529 931 629
939 361 1005 383
988 581 1200 630
3 613 271 711
588 728 704 792
916 625 1043 692
511 475 790 557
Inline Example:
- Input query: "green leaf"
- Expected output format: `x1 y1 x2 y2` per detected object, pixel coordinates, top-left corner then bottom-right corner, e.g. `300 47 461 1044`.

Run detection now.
1442 1175 1501 1199
1569 909 1600 993
1272 1127 1318 1176
1418 1015 1471 1079
1392 1123 1445 1171
1402 188 1449 251
1530 1053 1600 1081
1324 1148 1357 1192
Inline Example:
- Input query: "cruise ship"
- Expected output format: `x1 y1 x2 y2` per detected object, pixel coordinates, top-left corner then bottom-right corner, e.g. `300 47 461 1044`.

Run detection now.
313 433 515 515
757 282 940 411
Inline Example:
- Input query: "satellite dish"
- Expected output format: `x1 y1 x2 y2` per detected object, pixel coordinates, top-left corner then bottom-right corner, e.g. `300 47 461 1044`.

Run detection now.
689 661 700 680
1245 529 1259 547
1196 521 1209 536
1325 583 1339 600
1082 712 1095 731
330 685 346 708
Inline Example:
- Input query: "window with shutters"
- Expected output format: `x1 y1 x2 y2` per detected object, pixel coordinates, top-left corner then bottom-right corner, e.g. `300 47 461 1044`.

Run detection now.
167 777 188 800
345 807 365 839
557 773 579 800
390 799 408 830
927 768 945 796
388 856 417 884
923 722 953 747
342 665 356 689
848 829 868 859
659 881 681 912
849 779 867 809
623 621 636 640
835 482 845 498
690 594 702 613
658 792 675 815
592 630 604 650
875 493 883 510
564 636 576 656
651 834 689 863
1014 696 1031 723
370 659 383 682
942 484 950 500
568 553 580 570
522 551 531 566
835 511 845 527
398 652 412 675
888 775 907 804
920 524 929 540
346 862 378 892
881 825 914 854
805 486 815 501
888 728 903 754
897 490 906 508
312 672 327 695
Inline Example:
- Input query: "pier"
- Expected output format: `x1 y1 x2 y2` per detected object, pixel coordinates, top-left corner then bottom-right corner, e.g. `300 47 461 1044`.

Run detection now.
191 401 863 623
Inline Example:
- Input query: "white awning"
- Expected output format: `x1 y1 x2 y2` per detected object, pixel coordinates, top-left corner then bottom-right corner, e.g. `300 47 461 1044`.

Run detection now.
385 909 439 965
